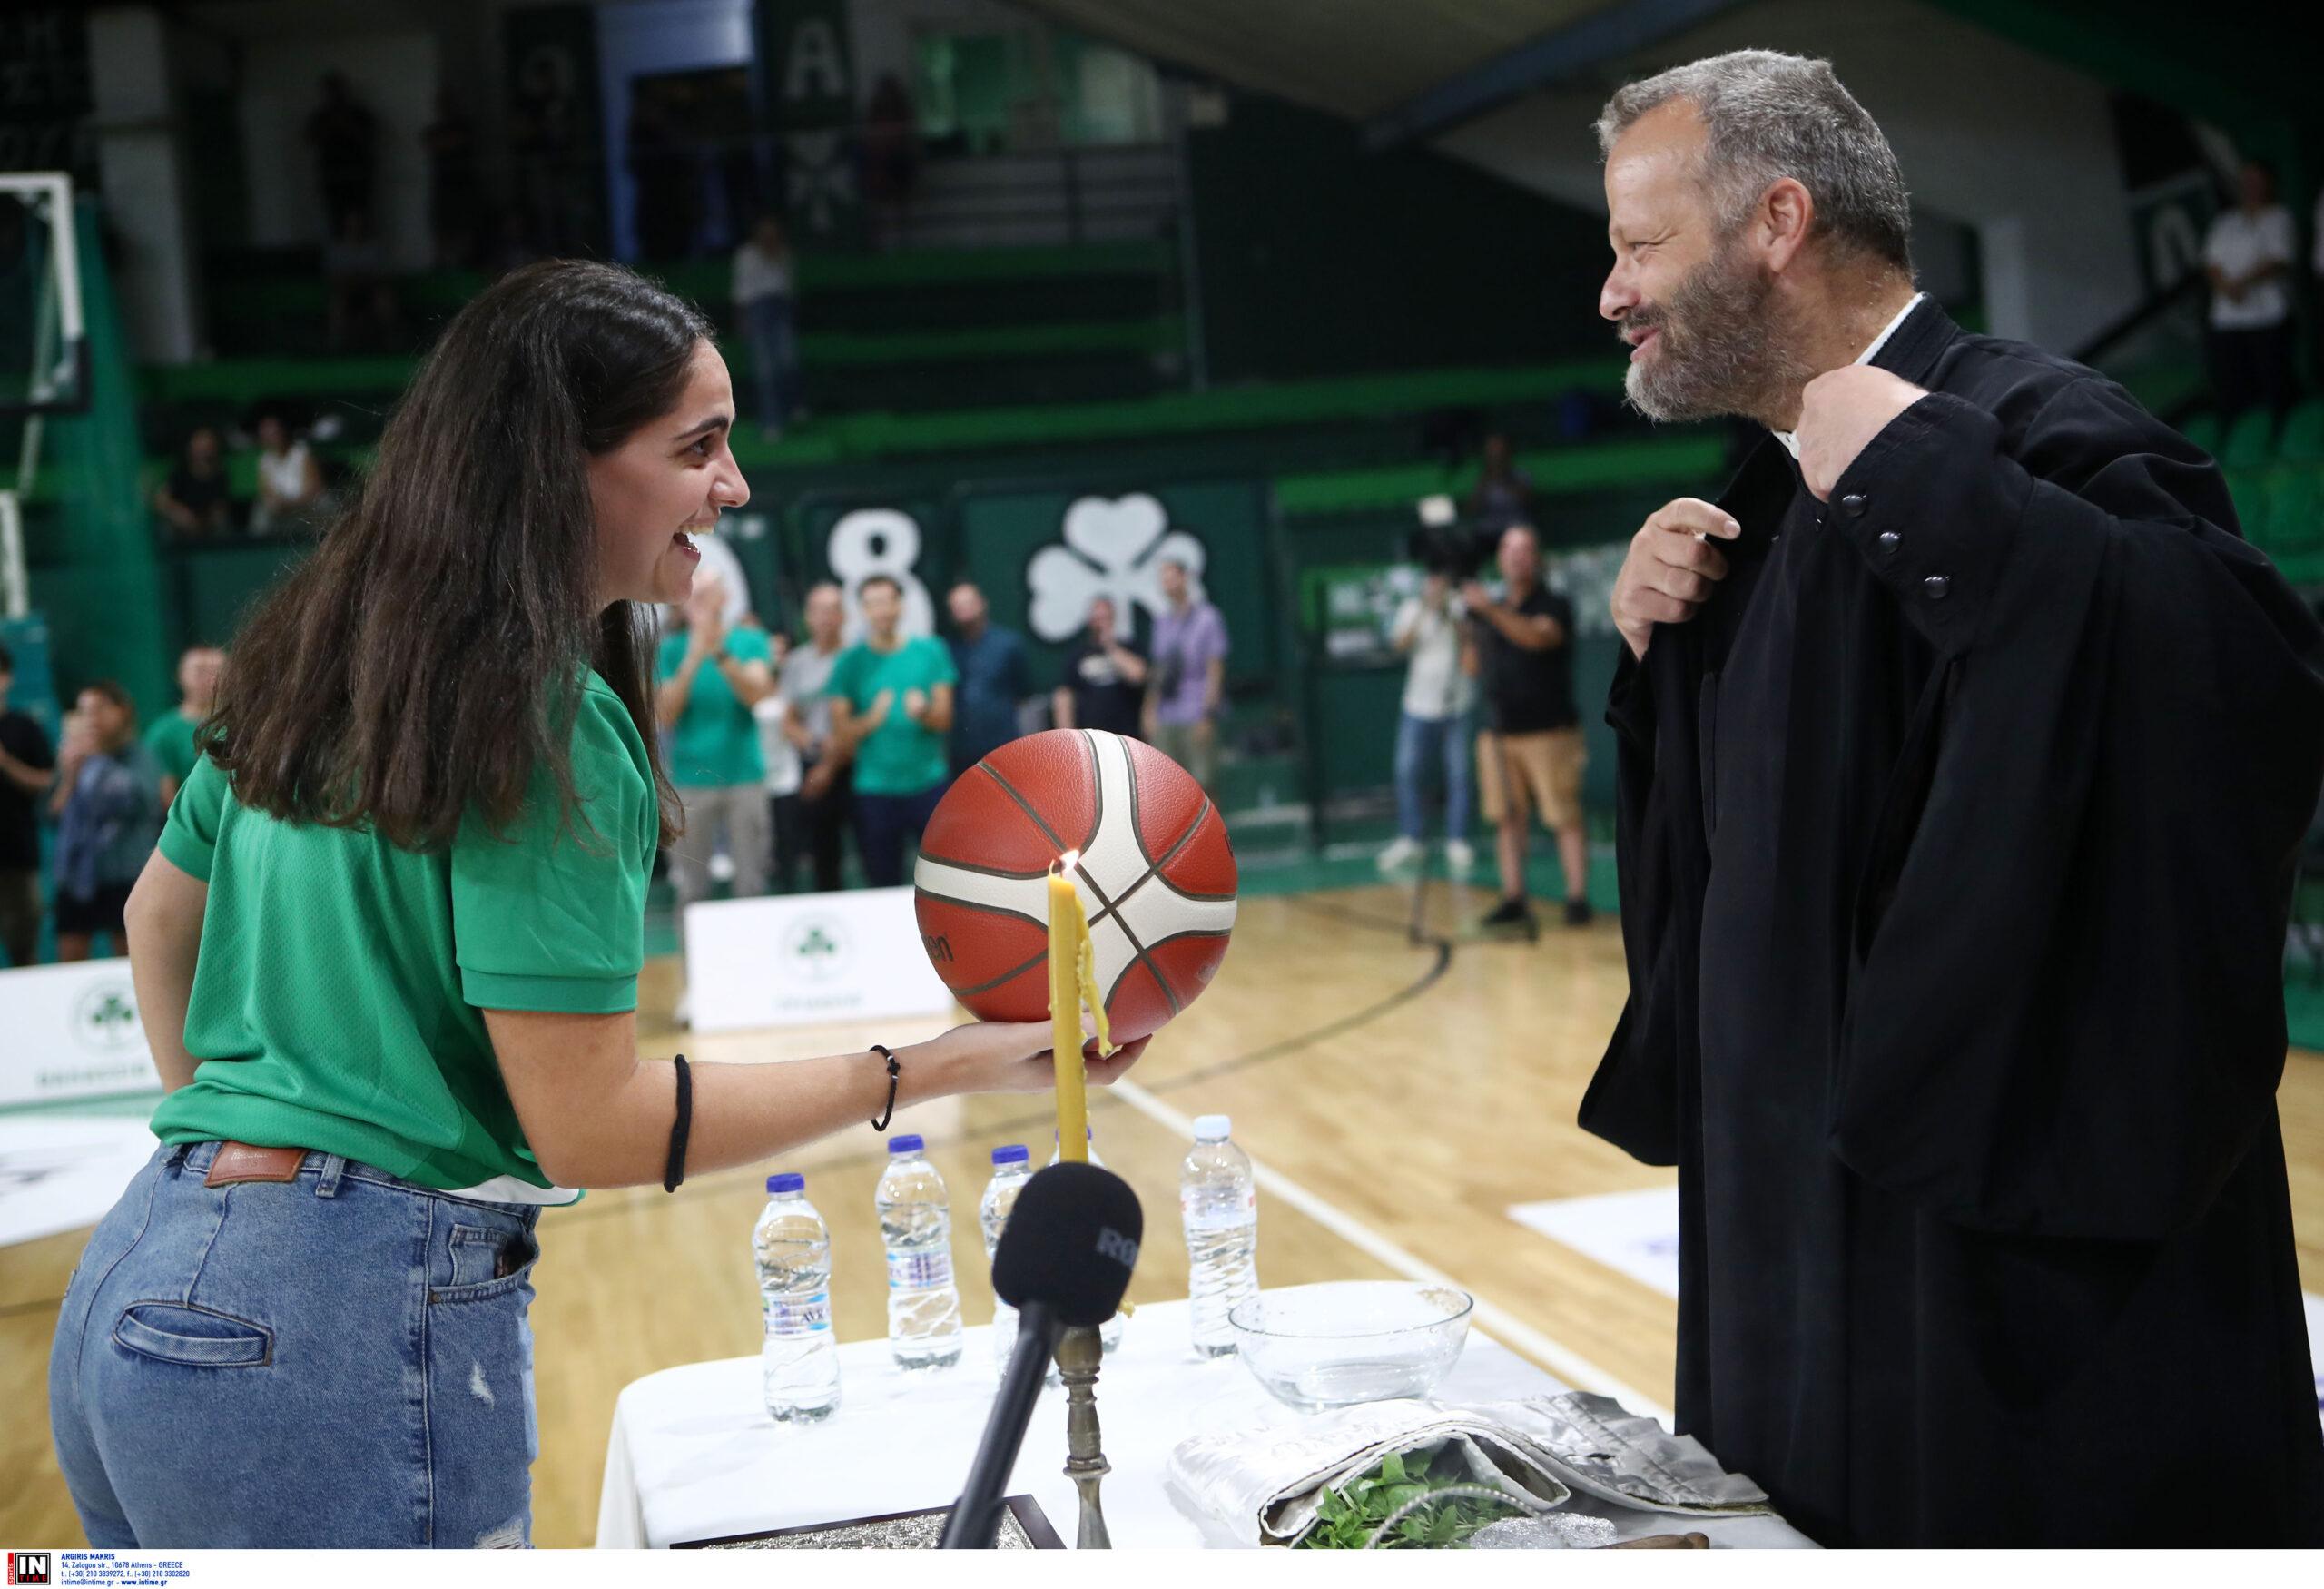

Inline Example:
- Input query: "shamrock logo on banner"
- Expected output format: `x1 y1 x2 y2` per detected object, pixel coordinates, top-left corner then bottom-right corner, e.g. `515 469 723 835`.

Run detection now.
1025 494 1207 643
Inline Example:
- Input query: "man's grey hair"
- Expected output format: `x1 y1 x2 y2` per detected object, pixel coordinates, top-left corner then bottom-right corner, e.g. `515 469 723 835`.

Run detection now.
1596 50 1912 272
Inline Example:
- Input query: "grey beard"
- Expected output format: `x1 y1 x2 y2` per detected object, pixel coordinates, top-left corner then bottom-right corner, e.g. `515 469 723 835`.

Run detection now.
1623 247 1815 427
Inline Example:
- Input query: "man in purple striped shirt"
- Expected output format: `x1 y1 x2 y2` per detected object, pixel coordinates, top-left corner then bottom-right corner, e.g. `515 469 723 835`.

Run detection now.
1142 558 1228 792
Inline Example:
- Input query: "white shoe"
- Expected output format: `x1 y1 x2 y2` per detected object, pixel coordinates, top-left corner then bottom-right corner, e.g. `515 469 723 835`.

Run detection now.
1444 839 1475 875
1377 835 1423 872
674 991 692 1028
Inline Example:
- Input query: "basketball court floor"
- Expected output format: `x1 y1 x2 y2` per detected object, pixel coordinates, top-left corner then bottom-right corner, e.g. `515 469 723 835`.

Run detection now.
5 865 2321 1546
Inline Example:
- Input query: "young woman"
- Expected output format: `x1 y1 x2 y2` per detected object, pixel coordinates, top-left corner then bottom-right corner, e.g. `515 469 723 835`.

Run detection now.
47 261 1142 1549
248 409 327 533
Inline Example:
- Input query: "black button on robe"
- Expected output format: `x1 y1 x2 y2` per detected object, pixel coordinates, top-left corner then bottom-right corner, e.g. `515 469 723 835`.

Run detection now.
1582 301 2324 1545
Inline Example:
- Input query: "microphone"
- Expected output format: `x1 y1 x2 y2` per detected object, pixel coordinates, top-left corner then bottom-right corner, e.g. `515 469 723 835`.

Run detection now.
938 1162 1142 1549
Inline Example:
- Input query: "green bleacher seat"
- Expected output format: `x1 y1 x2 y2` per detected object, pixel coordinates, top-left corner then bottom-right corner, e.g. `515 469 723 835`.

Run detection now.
2279 399 2324 464
2264 465 2324 558
2226 469 2272 544
2181 412 2221 456
2221 407 2278 469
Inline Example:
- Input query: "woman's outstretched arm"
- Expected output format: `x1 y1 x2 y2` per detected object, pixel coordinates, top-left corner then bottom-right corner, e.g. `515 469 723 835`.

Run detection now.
484 1009 1146 1189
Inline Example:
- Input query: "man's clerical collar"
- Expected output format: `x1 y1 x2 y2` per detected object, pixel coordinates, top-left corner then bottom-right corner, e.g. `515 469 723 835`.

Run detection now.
1772 291 1927 460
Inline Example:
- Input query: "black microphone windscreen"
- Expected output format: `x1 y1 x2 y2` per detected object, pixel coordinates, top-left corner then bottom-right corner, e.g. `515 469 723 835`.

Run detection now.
990 1162 1143 1327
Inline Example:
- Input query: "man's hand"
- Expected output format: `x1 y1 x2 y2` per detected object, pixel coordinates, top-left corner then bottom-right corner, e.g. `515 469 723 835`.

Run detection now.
862 688 894 730
1797 365 1928 502
1459 579 1492 615
1610 498 1739 660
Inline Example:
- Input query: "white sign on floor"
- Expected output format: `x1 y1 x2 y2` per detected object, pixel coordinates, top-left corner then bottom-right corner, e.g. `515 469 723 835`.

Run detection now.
1507 1184 1681 1299
0 960 162 1108
0 1113 157 1247
1510 1187 2324 1423
684 885 957 1034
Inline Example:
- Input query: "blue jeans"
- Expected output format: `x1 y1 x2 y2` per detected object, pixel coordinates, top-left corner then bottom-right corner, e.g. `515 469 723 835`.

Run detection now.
743 295 794 429
1394 711 1471 842
854 783 946 888
50 1140 543 1547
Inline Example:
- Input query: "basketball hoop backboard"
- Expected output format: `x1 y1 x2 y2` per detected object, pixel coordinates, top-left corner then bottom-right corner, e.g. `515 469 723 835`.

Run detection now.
0 173 85 418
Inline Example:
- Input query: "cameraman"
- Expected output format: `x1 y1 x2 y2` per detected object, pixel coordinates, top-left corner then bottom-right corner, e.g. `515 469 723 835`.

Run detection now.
1463 525 1589 931
1378 570 1473 875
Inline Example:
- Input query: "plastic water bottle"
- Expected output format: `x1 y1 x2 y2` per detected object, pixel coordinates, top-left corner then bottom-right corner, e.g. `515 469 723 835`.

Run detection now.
1049 1129 1127 1355
979 1145 1035 1373
753 1172 840 1421
877 1133 964 1371
1182 1114 1258 1357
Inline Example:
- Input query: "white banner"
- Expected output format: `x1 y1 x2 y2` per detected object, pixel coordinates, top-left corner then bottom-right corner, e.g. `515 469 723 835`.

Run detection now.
683 886 957 1034
0 960 162 1107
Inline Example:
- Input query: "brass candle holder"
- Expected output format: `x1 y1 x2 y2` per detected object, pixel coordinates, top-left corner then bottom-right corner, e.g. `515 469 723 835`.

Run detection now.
1053 1324 1112 1548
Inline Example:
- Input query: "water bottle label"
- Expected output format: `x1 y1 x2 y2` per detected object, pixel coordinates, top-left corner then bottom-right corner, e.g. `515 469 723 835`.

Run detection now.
764 1291 832 1335
1183 1192 1257 1227
887 1248 954 1291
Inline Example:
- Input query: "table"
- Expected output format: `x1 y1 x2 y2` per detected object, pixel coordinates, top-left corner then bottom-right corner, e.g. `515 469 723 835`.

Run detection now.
595 1298 1814 1549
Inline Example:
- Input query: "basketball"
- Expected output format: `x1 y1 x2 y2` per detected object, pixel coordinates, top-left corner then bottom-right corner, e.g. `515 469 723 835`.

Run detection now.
913 729 1237 1043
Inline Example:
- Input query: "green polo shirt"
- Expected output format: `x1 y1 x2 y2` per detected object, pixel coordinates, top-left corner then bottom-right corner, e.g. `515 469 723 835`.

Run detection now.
827 635 957 796
655 626 773 787
145 708 200 789
148 673 657 1193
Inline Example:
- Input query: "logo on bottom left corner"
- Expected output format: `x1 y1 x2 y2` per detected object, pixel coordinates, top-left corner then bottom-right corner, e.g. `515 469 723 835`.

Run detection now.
7 1553 51 1586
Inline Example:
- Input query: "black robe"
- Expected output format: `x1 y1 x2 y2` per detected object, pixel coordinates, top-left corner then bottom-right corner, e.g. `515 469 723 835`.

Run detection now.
1581 300 2324 1546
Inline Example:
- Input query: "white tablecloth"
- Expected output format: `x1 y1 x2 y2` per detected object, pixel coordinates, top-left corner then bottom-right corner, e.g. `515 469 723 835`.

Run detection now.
595 1298 1813 1549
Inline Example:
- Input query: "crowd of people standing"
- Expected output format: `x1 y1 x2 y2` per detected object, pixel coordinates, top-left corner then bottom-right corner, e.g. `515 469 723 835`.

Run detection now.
642 557 1228 1015
0 644 222 970
4 558 1248 981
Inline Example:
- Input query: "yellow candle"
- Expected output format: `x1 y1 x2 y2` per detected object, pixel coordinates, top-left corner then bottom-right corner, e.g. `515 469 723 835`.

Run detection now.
1049 854 1090 1162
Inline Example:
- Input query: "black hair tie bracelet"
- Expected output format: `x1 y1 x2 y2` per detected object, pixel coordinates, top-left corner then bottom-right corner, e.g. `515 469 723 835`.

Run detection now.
662 1053 693 1193
869 1044 900 1131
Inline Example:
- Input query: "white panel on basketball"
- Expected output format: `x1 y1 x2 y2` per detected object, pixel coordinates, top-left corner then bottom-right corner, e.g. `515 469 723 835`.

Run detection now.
911 731 1236 1005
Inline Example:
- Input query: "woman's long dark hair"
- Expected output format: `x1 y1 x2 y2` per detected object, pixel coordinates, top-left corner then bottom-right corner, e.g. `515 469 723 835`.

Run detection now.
210 261 711 849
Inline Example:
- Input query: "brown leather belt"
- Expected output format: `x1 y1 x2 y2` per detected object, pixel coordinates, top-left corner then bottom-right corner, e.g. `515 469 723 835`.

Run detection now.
204 1141 310 1188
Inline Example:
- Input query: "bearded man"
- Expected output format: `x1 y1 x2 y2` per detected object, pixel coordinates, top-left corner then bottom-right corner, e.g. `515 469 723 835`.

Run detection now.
1583 51 2324 1545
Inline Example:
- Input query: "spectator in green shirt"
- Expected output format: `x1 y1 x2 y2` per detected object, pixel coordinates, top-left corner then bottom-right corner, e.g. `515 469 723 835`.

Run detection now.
655 569 775 953
50 261 1142 1550
145 644 223 805
823 573 956 887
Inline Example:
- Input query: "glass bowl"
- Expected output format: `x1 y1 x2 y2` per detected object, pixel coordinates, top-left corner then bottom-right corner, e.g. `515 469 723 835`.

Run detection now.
1227 1281 1473 1412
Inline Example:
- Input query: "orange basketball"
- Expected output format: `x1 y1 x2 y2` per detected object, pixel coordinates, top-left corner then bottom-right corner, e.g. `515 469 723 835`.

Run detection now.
913 729 1237 1042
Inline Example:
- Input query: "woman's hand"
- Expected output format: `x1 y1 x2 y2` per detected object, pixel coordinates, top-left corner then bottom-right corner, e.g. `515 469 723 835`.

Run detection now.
902 1020 1152 1100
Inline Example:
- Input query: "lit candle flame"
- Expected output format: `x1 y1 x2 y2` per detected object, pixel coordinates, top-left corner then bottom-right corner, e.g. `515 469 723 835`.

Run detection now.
1056 849 1082 875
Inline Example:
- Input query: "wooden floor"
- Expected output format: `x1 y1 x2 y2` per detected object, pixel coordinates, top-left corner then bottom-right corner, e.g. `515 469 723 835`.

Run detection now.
5 879 2322 1547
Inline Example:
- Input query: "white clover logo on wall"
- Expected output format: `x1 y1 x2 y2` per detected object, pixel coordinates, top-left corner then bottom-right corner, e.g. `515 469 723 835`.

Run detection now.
783 915 852 983
1025 494 1208 643
73 980 142 1052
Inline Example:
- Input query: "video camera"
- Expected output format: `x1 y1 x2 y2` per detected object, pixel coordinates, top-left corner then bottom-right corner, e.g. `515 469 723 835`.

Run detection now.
1405 496 1499 578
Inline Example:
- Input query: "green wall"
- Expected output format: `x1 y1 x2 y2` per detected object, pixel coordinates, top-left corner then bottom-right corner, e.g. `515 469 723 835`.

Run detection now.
25 201 171 722
1186 93 1619 384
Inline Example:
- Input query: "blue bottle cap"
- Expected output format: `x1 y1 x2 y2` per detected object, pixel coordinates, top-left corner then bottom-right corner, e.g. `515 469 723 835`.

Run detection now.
992 1144 1029 1165
767 1172 804 1194
888 1133 925 1153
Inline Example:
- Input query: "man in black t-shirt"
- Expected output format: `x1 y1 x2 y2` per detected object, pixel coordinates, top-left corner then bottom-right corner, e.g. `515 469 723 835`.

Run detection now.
0 640 58 965
155 426 235 538
1052 596 1148 738
1463 525 1590 932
